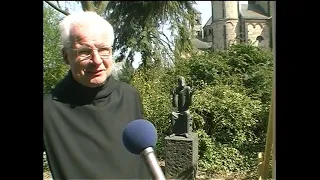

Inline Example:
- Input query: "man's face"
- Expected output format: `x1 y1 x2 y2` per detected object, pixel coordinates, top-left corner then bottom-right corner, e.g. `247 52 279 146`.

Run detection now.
63 25 113 88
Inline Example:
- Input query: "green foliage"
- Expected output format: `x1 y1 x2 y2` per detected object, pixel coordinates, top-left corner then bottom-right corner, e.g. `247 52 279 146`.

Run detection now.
226 44 273 102
193 84 264 173
192 84 262 148
129 43 273 177
43 5 69 94
105 1 197 68
117 61 135 84
131 66 174 158
174 52 235 88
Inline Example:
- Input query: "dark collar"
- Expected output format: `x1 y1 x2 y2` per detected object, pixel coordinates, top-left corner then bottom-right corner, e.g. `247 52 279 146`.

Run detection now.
52 71 117 105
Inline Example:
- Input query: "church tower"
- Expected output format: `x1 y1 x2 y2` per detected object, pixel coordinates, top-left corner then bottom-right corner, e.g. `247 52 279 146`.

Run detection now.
211 1 240 51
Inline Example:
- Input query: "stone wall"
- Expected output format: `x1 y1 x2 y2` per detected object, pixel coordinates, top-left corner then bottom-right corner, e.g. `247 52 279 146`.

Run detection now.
212 19 239 51
245 21 271 49
212 21 224 50
224 1 239 19
225 20 240 47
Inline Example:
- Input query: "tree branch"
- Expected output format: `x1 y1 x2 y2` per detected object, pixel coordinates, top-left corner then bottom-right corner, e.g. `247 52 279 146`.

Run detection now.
159 31 174 48
150 34 174 54
56 1 61 9
150 34 174 62
96 1 109 15
81 1 95 11
44 1 70 16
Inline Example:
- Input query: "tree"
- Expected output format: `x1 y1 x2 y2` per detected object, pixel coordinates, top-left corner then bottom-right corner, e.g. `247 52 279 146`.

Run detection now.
44 1 197 69
43 4 69 94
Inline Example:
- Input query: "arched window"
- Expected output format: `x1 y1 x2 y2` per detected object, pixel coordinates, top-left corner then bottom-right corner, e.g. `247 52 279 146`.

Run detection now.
256 36 264 42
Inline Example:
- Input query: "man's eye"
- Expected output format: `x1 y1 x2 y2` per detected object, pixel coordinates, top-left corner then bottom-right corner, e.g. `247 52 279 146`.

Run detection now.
98 48 111 55
78 49 92 56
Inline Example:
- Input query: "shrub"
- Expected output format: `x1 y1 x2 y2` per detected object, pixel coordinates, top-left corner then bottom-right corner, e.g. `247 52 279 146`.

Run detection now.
130 66 174 158
124 43 274 176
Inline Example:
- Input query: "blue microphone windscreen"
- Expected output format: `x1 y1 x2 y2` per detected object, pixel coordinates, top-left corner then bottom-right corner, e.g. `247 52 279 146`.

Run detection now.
122 119 157 155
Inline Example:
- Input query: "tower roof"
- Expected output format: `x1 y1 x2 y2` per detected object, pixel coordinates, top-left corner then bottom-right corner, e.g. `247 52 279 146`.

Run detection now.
192 37 212 50
204 16 212 27
239 4 271 20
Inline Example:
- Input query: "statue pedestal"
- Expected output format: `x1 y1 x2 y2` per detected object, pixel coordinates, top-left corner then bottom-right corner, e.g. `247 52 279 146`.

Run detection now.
164 133 198 180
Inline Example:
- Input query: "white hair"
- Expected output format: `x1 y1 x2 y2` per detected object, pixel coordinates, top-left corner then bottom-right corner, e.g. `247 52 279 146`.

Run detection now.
59 11 114 48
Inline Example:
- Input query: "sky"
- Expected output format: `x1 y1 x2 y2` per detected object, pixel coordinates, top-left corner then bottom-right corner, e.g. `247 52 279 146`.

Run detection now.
49 1 247 68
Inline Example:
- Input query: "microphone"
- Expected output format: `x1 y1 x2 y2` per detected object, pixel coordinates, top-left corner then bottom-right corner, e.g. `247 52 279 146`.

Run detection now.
122 119 166 180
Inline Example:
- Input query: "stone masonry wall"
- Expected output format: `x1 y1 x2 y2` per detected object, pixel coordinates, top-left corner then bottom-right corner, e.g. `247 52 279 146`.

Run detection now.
224 1 238 19
212 19 239 51
246 21 271 49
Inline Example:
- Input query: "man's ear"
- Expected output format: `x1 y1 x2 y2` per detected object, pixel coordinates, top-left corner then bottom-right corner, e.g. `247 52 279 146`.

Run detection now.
62 47 70 65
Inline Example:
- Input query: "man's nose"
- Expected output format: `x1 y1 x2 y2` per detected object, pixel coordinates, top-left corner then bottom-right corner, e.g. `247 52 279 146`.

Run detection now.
91 50 103 65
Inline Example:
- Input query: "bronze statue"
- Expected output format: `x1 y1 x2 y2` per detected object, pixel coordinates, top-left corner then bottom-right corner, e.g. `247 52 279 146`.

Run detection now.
170 76 193 138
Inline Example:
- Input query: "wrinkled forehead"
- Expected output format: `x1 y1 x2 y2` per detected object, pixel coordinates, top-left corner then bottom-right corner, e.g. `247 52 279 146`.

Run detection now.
69 24 111 46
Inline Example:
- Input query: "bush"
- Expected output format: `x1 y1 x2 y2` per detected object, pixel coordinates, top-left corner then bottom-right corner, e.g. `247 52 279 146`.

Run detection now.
130 66 174 158
192 84 262 148
124 43 274 176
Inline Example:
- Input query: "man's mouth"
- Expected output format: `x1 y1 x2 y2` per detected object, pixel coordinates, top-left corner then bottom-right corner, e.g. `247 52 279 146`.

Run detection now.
85 70 104 74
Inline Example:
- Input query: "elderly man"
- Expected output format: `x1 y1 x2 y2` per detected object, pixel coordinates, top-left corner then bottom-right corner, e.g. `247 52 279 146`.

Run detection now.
43 11 150 179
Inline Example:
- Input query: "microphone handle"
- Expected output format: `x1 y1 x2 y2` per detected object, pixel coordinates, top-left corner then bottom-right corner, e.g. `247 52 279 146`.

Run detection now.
140 147 166 180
